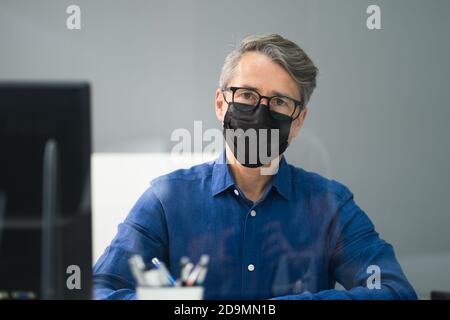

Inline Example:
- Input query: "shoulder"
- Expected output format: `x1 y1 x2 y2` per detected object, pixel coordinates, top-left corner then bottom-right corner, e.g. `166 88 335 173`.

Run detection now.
149 160 214 195
288 163 353 205
286 164 364 226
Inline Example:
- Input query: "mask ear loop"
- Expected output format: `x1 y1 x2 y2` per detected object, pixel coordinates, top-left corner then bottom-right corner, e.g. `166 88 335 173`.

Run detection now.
221 89 231 128
291 100 304 121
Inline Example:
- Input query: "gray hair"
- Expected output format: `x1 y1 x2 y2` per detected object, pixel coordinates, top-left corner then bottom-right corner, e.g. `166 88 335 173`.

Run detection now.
219 33 318 106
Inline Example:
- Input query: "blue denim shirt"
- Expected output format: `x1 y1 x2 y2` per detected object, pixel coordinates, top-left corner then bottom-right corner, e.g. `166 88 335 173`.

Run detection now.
93 151 417 300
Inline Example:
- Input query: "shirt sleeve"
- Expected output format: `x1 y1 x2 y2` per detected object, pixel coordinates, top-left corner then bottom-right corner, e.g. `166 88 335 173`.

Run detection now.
273 192 417 300
92 186 169 300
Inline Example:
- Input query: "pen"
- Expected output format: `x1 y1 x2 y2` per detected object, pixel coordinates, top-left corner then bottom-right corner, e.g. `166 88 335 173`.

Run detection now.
179 256 190 270
195 261 209 286
144 269 166 287
128 255 147 286
181 262 194 285
185 255 209 287
179 257 191 285
173 257 189 286
151 257 176 286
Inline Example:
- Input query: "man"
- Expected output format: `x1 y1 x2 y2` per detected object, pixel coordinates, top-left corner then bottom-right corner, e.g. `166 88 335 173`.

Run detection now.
93 33 417 299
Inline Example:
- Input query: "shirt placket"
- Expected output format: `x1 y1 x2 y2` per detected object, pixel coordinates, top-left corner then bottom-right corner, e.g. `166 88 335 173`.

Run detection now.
240 201 262 298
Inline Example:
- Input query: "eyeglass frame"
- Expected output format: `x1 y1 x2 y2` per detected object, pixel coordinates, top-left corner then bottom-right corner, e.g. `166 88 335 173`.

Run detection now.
221 86 304 121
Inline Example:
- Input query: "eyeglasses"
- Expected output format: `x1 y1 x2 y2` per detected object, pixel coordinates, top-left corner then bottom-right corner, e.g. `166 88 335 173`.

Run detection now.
222 86 304 121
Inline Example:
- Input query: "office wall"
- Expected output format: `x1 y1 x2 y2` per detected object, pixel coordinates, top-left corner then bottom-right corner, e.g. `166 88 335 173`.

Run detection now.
1 0 450 298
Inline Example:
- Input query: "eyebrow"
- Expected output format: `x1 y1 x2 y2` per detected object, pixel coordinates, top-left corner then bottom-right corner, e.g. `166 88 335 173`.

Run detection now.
239 84 295 100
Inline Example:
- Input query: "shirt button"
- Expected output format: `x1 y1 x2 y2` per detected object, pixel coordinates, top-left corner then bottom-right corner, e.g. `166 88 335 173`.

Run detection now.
248 264 255 272
250 210 256 217
234 189 239 196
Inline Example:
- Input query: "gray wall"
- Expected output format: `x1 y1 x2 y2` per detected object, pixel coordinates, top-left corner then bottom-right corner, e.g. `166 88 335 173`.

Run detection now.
1 0 449 297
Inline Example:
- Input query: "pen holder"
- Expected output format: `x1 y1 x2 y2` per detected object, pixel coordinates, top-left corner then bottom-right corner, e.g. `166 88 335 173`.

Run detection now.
136 286 204 300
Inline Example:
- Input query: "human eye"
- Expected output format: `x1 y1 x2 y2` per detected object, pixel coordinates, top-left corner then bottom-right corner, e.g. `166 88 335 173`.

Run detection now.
235 89 258 104
273 97 288 107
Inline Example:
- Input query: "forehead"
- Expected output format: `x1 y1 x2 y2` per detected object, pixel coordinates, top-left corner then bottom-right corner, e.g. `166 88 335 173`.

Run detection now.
233 51 300 99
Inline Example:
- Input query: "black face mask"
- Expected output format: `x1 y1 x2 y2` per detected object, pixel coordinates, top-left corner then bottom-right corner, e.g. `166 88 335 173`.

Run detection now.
223 102 292 168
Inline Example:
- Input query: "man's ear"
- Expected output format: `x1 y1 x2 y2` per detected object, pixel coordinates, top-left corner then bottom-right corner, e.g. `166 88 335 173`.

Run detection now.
290 106 309 140
298 106 308 126
215 88 227 123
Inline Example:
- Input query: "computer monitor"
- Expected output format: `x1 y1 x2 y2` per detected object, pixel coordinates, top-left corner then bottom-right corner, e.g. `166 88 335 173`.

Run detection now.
0 82 92 299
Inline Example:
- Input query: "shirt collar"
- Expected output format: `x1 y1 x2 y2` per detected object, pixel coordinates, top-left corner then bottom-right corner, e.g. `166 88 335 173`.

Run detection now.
271 156 293 200
211 150 293 200
211 150 236 196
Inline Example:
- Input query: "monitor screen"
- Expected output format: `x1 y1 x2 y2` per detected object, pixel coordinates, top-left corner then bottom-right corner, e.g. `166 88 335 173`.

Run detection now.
0 82 92 299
